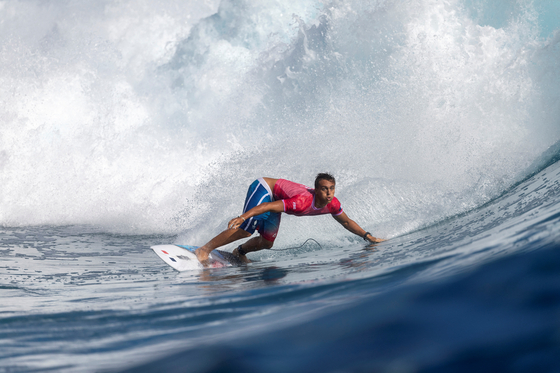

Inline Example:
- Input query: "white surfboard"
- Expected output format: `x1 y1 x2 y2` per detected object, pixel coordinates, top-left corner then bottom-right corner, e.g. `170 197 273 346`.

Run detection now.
151 244 236 271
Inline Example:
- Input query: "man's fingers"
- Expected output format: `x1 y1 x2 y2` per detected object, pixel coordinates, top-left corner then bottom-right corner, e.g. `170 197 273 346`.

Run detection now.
228 217 241 229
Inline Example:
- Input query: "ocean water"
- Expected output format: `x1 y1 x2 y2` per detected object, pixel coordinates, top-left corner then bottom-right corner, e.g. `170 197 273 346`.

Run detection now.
1 0 560 372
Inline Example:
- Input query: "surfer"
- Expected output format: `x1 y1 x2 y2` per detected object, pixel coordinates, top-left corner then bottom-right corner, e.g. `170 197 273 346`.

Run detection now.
195 173 384 265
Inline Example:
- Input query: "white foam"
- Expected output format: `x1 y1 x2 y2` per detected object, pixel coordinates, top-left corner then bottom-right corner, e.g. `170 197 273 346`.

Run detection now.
1 0 559 238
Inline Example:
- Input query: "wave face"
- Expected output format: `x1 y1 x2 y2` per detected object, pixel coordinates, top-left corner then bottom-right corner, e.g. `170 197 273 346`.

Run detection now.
1 1 560 372
1 158 560 372
1 0 559 238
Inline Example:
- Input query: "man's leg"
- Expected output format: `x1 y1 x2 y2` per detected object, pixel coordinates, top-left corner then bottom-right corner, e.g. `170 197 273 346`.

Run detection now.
233 210 279 262
196 178 272 265
195 228 251 264
233 236 273 263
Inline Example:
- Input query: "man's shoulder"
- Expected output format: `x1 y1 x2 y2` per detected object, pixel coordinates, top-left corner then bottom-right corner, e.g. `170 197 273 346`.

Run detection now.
331 196 342 205
329 197 343 215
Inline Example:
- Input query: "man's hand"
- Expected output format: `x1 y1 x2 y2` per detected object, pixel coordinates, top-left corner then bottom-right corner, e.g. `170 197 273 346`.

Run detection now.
228 201 283 229
365 236 385 250
228 216 245 229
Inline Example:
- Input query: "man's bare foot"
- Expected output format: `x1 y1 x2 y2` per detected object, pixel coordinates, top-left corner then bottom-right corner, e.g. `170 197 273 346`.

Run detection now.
233 248 251 263
195 247 210 267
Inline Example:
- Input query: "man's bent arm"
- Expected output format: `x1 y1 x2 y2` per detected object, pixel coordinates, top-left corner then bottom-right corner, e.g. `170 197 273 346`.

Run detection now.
228 200 284 229
333 212 384 243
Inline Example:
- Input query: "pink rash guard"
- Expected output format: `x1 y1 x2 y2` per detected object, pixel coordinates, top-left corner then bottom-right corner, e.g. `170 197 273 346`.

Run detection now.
273 179 343 217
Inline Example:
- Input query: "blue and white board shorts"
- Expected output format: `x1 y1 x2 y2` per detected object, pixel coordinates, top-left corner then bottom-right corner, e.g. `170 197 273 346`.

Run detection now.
239 178 281 242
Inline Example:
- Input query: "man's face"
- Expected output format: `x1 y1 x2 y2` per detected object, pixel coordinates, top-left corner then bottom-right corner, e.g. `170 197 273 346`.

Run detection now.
315 179 335 206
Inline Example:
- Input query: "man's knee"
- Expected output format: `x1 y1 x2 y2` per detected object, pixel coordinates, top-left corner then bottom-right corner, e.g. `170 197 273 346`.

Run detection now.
237 229 252 238
260 237 274 249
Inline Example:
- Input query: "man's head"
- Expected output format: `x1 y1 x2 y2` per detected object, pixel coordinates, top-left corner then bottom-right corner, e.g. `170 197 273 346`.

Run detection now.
314 173 336 207
315 173 336 189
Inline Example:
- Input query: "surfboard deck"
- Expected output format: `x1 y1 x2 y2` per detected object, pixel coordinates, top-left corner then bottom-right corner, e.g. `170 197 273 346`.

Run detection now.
151 244 242 271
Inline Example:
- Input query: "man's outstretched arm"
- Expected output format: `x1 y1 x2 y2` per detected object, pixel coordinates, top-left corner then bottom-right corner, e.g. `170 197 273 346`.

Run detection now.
333 212 384 243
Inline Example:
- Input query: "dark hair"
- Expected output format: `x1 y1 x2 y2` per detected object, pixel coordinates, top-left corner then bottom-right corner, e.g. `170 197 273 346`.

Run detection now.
315 173 336 189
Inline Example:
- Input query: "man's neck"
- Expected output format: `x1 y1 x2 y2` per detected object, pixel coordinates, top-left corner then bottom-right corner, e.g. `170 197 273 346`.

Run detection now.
313 195 328 209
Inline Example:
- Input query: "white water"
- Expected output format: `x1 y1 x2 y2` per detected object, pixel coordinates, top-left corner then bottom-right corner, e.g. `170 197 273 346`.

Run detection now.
1 0 559 247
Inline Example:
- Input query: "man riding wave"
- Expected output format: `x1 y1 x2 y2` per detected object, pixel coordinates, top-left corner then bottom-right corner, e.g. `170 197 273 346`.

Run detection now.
195 173 384 265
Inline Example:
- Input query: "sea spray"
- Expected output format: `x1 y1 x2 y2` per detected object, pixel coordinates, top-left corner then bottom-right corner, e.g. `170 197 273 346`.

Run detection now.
0 0 558 241
180 0 560 243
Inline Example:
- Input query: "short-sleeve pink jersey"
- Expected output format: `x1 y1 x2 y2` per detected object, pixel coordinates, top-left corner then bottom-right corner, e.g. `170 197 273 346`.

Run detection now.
273 179 343 217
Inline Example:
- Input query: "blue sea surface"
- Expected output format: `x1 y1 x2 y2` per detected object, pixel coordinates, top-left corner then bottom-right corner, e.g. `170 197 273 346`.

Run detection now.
3 156 560 372
1 0 560 372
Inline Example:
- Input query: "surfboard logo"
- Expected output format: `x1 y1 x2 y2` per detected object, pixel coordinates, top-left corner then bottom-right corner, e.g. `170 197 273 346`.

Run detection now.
160 249 180 263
